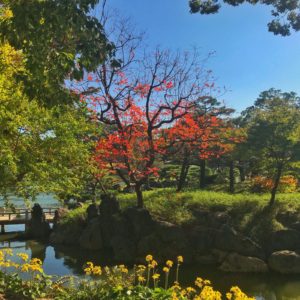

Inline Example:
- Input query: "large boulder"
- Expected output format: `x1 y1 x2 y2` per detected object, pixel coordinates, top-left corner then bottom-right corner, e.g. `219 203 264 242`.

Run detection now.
187 226 217 255
86 203 99 221
155 221 186 243
50 221 85 246
137 233 162 260
53 208 69 231
220 253 268 273
123 207 155 240
214 225 265 259
99 194 120 216
111 235 136 263
268 230 300 253
79 218 103 250
25 204 51 239
268 250 300 274
192 209 230 229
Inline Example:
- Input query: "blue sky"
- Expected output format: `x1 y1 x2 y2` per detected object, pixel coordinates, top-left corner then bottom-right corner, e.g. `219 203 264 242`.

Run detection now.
107 0 300 113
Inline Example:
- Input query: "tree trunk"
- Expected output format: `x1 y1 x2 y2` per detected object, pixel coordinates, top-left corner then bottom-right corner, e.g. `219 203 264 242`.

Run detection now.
238 164 245 182
135 183 144 208
177 149 190 192
229 160 235 193
269 164 283 206
199 159 206 189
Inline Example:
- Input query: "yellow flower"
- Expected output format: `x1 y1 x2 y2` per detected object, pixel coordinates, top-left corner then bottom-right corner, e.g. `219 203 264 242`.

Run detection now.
171 282 181 291
177 256 183 263
39 17 45 25
3 249 13 256
92 266 102 275
195 277 203 288
84 267 91 275
145 254 153 262
30 258 42 265
150 260 158 268
204 279 211 285
166 260 173 268
226 292 233 300
186 286 196 293
152 273 160 280
2 8 13 20
21 263 30 272
137 275 146 283
137 264 146 271
17 253 29 262
120 266 128 274
163 267 170 273
171 291 179 300
86 261 94 268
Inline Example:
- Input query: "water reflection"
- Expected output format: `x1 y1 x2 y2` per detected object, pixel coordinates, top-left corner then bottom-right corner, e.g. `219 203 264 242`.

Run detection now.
1 237 300 300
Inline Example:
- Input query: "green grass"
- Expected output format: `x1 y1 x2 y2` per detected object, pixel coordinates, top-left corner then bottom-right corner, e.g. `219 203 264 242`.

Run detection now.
117 188 300 243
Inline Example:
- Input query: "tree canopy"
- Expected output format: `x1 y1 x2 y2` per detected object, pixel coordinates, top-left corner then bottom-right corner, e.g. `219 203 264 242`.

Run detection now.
0 0 111 105
0 41 99 205
189 0 300 36
240 89 300 204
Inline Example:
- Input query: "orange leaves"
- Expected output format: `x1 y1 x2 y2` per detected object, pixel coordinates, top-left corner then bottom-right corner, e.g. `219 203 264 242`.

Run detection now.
166 112 231 159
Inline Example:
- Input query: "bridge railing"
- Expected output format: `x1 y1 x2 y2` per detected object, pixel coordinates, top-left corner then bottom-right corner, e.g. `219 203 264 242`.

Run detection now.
0 207 59 221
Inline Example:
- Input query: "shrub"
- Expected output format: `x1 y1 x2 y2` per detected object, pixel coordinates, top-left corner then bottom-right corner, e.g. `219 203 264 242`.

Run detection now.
250 175 298 193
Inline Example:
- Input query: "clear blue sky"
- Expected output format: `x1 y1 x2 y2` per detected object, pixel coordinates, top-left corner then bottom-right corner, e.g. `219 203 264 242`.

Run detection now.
107 0 300 113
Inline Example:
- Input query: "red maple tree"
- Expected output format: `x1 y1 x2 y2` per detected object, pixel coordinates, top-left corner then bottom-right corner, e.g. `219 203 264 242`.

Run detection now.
79 48 217 207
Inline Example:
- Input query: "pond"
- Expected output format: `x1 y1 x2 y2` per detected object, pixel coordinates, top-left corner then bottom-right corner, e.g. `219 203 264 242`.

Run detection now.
1 226 300 300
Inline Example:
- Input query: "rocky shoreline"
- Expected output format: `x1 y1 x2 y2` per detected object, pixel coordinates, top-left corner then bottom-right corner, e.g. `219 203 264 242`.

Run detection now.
26 196 300 274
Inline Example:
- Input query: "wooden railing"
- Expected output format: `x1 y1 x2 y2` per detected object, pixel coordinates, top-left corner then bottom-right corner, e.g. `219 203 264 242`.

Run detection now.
0 207 59 233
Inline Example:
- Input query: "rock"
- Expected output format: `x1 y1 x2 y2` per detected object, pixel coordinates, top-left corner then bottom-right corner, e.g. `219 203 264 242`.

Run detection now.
25 204 51 239
195 253 219 265
50 223 84 246
53 208 69 231
192 209 230 229
290 222 300 232
123 207 155 240
99 194 120 216
79 218 103 250
220 253 268 273
276 211 299 227
86 203 99 221
50 217 86 246
268 250 300 274
111 214 132 238
137 234 162 259
211 249 229 264
268 229 300 252
188 226 217 254
155 221 186 243
215 225 265 259
111 235 136 263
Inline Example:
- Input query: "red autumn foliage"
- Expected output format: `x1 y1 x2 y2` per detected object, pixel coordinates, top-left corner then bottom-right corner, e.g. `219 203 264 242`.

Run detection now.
79 48 220 207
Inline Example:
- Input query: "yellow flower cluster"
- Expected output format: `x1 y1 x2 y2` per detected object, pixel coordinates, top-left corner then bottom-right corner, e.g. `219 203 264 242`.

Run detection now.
226 286 255 300
0 250 43 273
83 262 102 276
0 251 255 300
0 7 13 20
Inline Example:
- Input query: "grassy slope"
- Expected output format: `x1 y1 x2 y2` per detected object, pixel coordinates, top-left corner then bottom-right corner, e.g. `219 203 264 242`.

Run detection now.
118 188 300 243
61 188 300 245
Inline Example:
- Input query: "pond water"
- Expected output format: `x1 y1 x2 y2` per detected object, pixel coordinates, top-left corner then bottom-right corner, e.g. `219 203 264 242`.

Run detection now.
1 193 300 300
0 193 60 208
1 227 300 300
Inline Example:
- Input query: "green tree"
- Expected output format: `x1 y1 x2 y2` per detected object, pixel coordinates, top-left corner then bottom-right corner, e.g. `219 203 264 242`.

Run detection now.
241 89 300 205
189 0 300 36
0 41 99 205
0 1 110 105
